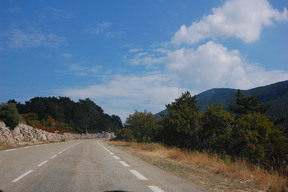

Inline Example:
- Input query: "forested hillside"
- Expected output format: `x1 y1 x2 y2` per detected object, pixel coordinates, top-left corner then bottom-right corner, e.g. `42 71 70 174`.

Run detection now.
5 97 122 133
117 90 288 176
157 80 288 126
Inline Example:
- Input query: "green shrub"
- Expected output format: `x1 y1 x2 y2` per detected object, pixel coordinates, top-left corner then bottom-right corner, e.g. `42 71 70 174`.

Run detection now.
0 103 21 130
115 128 134 142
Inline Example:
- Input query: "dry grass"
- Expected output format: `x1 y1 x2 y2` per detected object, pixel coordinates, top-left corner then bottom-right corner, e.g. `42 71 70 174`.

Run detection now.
108 141 288 192
0 142 14 151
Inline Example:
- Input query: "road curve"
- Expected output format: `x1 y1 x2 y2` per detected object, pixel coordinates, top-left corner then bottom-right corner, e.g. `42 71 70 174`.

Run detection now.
0 140 207 192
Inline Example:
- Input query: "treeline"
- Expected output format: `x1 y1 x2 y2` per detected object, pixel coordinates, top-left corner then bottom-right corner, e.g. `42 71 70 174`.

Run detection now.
2 97 122 133
116 90 288 174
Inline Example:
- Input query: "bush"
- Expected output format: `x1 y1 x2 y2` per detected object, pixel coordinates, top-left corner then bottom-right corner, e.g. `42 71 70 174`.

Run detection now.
0 103 21 129
125 110 160 143
115 128 134 141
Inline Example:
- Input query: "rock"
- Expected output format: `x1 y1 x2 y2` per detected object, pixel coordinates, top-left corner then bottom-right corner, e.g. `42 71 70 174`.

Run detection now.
0 121 114 149
0 121 16 147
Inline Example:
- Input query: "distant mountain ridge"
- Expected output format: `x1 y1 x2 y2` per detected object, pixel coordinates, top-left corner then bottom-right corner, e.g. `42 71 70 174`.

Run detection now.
156 80 288 121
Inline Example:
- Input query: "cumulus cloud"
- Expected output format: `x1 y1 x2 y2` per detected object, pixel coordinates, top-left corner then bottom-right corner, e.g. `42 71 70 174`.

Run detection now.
167 41 288 89
58 0 288 120
58 40 288 120
59 74 185 120
172 0 288 44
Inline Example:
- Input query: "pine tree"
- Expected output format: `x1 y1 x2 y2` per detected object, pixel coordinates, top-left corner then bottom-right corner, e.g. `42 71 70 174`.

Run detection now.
161 91 201 149
230 90 270 115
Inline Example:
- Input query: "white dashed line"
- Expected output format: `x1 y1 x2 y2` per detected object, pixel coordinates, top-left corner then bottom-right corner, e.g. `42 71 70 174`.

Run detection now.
148 186 165 192
50 155 57 159
37 160 48 167
97 141 165 192
113 155 120 160
9 142 82 184
99 141 166 192
129 170 148 180
12 170 33 182
119 161 130 167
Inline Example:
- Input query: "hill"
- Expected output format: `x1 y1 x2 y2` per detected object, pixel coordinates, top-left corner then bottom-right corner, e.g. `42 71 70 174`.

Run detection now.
156 80 288 123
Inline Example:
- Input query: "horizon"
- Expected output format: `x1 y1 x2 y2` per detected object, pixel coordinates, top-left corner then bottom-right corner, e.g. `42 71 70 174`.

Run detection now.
4 79 287 122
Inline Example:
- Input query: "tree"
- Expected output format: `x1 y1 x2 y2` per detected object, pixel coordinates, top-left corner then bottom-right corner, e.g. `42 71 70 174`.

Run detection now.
230 90 270 115
111 115 123 130
74 98 104 133
160 91 202 149
115 128 134 141
265 127 288 172
200 104 234 154
125 110 159 143
10 96 124 133
231 113 273 163
0 103 21 129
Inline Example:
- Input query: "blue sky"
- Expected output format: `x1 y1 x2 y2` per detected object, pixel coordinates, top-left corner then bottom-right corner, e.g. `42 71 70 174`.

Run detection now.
1 0 288 121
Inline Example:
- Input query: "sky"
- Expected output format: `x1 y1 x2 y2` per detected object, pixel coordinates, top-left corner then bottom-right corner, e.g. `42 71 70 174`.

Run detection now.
1 0 288 121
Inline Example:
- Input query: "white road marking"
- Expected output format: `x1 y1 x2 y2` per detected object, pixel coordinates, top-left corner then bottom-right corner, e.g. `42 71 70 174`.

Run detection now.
113 155 120 160
109 152 114 155
50 155 57 159
148 186 165 192
129 170 148 180
5 149 16 152
12 170 33 182
58 151 62 154
37 160 48 167
119 161 130 167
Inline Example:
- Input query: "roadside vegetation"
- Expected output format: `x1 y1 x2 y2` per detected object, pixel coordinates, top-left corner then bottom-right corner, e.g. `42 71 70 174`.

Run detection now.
1 90 287 191
108 141 287 192
115 90 288 191
0 103 21 130
1 97 123 133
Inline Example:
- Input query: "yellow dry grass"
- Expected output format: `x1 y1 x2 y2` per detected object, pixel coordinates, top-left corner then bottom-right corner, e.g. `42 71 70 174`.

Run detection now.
108 141 287 192
0 142 14 151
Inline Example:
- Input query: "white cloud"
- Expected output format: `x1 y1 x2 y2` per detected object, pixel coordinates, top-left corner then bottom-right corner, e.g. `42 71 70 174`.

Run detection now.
58 40 288 120
128 48 143 53
124 51 167 66
61 61 102 77
58 0 288 120
7 28 65 48
172 0 288 44
58 74 185 120
47 8 73 19
86 21 125 38
61 53 73 60
90 21 112 35
167 41 288 90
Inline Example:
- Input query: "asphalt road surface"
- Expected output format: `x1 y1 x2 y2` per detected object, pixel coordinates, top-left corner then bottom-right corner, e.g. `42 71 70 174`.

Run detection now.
0 139 207 192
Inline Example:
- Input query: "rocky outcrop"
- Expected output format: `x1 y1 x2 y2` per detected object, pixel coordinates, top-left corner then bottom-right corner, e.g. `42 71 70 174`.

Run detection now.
0 121 109 149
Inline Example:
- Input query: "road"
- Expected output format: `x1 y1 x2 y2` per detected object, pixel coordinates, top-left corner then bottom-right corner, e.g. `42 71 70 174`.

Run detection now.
0 140 207 192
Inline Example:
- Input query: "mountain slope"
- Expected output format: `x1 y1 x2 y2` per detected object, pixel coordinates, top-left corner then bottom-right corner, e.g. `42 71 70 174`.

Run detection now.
156 80 288 120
